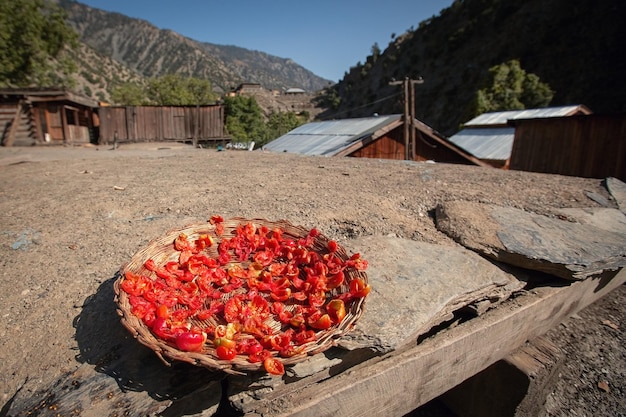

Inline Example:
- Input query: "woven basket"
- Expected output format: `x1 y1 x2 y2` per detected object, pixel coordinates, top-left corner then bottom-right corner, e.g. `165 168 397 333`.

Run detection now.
114 217 368 375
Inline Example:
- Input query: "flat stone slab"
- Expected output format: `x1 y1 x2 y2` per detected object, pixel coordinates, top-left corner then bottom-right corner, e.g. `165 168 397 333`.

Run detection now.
436 201 626 280
556 207 626 235
337 235 523 352
606 177 626 212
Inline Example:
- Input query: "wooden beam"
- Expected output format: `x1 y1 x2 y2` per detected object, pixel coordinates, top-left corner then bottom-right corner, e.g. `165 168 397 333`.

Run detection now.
410 117 490 167
440 336 564 417
403 79 410 160
61 104 70 144
3 100 23 147
245 269 626 417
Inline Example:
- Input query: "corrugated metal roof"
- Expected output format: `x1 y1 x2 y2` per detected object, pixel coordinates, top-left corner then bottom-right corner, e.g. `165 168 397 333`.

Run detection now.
263 115 402 156
464 105 588 126
447 127 515 160
285 88 305 93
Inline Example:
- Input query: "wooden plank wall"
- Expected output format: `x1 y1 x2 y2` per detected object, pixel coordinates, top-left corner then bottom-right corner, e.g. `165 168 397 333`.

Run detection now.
98 105 225 144
510 114 626 181
350 129 405 160
350 128 475 165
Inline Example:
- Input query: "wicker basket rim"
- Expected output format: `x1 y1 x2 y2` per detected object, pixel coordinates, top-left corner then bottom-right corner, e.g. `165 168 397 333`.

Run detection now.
114 217 368 374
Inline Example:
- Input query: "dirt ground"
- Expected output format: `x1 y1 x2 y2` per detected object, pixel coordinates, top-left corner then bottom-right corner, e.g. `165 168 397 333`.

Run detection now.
0 142 623 416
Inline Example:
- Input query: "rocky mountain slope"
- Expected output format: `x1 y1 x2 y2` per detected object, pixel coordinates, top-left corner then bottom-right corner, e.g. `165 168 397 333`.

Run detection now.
54 0 624 136
322 0 626 135
63 42 146 103
55 0 330 102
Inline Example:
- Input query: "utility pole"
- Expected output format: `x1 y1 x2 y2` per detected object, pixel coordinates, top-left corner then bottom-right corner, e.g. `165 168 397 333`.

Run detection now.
389 77 424 160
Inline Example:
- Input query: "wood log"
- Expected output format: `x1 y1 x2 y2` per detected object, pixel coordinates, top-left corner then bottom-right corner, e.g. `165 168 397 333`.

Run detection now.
440 336 563 417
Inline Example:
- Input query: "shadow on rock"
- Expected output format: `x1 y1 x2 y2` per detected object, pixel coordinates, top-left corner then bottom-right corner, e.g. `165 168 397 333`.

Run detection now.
73 273 225 404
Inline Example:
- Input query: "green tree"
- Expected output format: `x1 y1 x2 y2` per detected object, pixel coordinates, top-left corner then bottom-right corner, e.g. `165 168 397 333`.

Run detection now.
520 72 555 109
146 74 216 105
186 77 216 105
370 42 381 63
223 95 267 143
314 85 341 110
266 111 306 143
110 82 148 105
0 0 79 87
472 59 553 115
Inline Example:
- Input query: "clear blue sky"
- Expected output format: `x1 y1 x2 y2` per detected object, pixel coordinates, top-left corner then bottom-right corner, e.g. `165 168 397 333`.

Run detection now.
78 0 454 82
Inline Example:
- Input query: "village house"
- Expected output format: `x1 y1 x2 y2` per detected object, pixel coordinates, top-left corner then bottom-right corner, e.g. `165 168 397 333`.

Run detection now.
509 113 626 181
229 83 263 96
447 105 592 168
446 105 625 180
0 88 99 146
284 88 306 95
263 114 485 166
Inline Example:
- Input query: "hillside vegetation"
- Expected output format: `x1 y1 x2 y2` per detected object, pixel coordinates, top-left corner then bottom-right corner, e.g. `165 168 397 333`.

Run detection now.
9 0 623 138
55 0 330 102
321 0 625 135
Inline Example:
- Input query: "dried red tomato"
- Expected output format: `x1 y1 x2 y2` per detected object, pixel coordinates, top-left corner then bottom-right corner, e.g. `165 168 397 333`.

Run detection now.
120 216 369 374
121 272 152 296
216 346 237 360
174 233 193 252
175 329 206 352
307 312 332 330
326 299 346 323
349 278 371 298
263 357 285 375
224 295 246 323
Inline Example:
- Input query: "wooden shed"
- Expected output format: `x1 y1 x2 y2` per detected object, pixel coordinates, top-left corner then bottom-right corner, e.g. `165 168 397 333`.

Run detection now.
448 105 592 168
509 113 626 180
98 105 227 146
345 117 485 166
0 88 99 146
263 114 486 166
231 83 262 96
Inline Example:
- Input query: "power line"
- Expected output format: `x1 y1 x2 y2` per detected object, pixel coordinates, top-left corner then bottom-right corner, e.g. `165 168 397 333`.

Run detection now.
318 91 402 120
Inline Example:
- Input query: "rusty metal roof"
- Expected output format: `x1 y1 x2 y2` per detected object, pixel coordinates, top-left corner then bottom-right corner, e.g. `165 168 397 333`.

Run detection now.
262 114 402 156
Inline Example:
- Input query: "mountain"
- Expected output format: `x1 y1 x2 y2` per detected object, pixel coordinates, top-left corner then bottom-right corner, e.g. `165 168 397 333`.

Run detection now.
56 0 331 100
62 42 147 103
54 0 624 136
321 0 626 136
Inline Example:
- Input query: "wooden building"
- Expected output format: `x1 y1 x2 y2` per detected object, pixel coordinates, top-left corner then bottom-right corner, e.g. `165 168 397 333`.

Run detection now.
229 83 262 97
509 113 626 180
448 105 592 168
98 105 227 146
0 88 99 146
263 114 486 166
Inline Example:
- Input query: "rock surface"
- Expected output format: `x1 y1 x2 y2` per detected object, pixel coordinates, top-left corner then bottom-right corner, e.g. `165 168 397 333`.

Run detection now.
337 235 523 352
555 206 626 234
436 201 626 280
606 177 626 211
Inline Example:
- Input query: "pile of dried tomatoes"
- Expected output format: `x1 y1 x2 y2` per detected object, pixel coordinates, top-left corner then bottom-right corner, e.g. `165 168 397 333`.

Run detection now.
119 215 370 375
